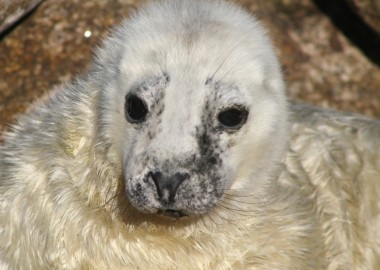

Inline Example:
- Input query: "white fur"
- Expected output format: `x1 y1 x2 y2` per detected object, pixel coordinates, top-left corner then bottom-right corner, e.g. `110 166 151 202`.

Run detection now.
1 0 379 269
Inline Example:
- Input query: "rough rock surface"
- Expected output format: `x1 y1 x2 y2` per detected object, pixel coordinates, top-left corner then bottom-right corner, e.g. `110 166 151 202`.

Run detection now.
0 0 43 34
0 0 379 132
242 0 380 119
348 0 380 34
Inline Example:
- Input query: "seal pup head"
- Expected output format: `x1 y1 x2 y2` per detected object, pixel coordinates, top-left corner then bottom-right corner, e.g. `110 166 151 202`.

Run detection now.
95 0 289 219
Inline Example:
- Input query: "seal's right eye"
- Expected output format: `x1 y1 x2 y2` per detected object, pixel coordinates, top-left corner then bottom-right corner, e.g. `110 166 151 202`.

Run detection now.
217 106 249 130
125 93 148 123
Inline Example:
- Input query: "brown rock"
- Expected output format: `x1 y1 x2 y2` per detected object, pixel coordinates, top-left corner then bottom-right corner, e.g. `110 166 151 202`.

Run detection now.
0 0 43 34
236 0 380 118
347 0 380 34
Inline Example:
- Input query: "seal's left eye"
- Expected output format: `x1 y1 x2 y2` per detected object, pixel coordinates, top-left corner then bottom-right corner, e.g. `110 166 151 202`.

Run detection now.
217 106 248 130
125 93 148 123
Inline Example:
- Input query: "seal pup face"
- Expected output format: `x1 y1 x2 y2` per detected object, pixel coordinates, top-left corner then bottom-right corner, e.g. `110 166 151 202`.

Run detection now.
96 0 289 220
121 74 252 218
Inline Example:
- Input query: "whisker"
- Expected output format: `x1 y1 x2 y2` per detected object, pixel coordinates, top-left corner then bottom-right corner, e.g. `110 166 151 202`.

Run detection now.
219 200 252 212
212 210 233 224
218 202 257 217
101 184 119 209
224 189 266 199
207 209 224 226
221 196 260 205
198 213 209 229
212 205 252 223
208 41 243 82
212 208 230 225
215 51 248 84
223 193 269 205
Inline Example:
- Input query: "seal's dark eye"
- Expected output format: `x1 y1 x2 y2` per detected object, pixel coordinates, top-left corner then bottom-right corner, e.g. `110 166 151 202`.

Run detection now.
125 93 148 123
217 106 248 129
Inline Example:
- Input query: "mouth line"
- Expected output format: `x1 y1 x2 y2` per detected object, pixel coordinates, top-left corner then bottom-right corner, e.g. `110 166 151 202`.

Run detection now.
158 209 188 219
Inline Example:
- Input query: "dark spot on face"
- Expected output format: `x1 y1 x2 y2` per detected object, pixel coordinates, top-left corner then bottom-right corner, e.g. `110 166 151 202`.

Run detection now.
130 183 147 205
156 104 165 117
147 130 154 140
143 174 150 184
191 98 225 200
208 156 218 165
163 72 170 83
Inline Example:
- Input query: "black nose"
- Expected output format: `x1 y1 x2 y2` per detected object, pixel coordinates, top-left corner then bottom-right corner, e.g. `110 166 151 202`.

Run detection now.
149 171 189 203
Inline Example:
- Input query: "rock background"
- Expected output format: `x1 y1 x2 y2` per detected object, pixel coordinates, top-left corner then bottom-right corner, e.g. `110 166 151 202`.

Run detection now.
0 0 379 132
348 0 380 34
0 0 43 34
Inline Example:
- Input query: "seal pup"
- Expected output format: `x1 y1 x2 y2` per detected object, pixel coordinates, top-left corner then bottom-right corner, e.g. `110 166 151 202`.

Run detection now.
1 0 380 269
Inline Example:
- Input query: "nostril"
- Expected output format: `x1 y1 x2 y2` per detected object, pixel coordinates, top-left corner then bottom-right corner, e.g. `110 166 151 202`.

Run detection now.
148 171 189 203
148 171 164 198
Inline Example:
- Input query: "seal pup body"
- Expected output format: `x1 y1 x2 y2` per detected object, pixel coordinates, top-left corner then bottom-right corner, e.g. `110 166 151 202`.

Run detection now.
1 0 380 269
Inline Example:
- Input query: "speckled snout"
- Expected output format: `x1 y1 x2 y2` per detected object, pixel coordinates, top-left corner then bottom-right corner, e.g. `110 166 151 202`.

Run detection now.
125 152 225 218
